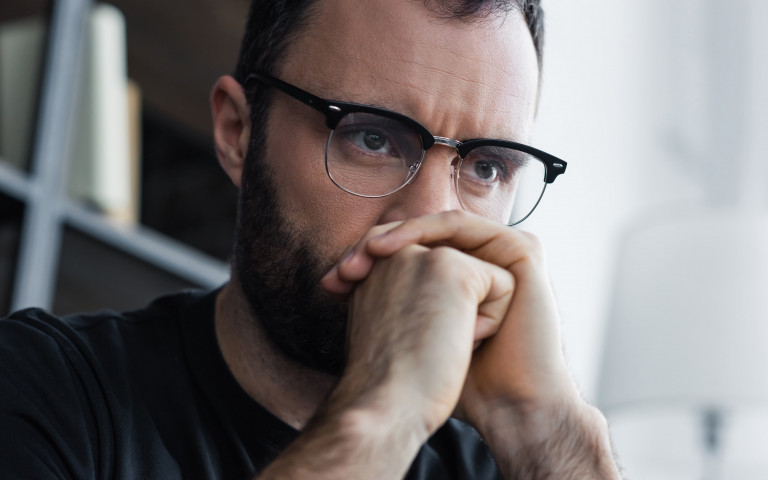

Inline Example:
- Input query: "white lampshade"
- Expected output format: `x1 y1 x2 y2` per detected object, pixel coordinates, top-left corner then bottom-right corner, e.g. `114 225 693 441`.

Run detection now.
597 210 768 412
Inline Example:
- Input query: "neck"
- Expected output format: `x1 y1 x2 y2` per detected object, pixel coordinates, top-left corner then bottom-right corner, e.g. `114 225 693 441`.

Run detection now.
215 279 337 430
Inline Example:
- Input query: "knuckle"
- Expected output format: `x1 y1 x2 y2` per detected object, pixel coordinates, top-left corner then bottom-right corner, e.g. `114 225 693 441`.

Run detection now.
518 231 546 262
437 209 467 224
424 247 479 285
408 246 463 278
521 231 542 248
426 245 462 267
389 243 429 266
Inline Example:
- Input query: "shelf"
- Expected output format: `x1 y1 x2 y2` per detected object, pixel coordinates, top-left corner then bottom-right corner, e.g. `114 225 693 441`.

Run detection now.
54 226 205 314
62 200 228 289
2 154 228 311
0 158 31 202
2 0 235 314
0 154 228 289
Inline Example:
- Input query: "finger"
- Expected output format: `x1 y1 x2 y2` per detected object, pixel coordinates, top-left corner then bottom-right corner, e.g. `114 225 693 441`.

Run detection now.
321 221 403 295
319 257 355 297
472 257 515 342
422 246 514 342
366 210 540 272
366 212 564 380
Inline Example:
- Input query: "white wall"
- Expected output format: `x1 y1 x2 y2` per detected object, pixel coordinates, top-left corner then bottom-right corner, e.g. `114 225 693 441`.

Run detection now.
532 0 768 476
531 0 700 400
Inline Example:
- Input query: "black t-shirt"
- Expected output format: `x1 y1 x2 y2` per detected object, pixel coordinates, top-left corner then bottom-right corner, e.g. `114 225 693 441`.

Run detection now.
0 290 501 479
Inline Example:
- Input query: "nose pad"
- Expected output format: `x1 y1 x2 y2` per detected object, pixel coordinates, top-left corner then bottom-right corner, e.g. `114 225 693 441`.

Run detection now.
404 155 460 193
449 155 460 182
450 155 467 210
404 161 422 185
378 149 464 223
412 152 462 209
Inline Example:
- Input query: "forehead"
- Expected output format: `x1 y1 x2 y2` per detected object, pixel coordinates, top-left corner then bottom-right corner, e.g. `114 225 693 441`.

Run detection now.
278 0 539 140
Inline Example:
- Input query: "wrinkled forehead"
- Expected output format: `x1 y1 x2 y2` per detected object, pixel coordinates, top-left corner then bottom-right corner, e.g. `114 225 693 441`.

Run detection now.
278 0 539 140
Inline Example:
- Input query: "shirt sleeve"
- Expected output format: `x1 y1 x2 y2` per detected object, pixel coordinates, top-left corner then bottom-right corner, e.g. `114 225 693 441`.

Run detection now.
0 310 113 480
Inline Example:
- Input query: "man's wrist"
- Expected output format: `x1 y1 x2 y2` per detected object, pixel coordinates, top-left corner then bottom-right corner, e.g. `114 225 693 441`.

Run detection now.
258 399 429 480
282 378 431 477
472 398 623 480
317 398 431 457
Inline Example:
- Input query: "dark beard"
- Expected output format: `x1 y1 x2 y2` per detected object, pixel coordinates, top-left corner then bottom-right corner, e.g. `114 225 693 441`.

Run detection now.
234 146 348 376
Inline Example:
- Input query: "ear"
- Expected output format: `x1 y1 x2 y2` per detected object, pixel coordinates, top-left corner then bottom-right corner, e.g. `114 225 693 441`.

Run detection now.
211 75 252 188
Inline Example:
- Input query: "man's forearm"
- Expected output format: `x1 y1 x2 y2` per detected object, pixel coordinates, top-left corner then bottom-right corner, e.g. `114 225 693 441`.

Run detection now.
478 402 623 480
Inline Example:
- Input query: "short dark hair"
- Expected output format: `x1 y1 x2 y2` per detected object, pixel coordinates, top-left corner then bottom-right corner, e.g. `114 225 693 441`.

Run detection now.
233 0 543 86
233 0 544 131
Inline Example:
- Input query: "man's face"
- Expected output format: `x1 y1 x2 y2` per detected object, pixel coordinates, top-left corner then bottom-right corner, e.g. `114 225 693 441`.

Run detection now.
235 0 540 375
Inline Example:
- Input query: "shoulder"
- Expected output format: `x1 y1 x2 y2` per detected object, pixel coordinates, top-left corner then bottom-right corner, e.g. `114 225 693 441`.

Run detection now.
0 307 116 478
0 306 100 386
0 289 216 479
0 288 212 403
1 289 209 355
0 289 215 391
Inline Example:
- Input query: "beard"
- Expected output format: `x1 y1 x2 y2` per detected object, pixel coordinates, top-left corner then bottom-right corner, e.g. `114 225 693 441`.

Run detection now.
233 144 348 376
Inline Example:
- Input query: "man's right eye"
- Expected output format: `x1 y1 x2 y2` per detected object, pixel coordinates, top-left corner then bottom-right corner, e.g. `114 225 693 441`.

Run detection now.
360 129 389 152
342 126 400 157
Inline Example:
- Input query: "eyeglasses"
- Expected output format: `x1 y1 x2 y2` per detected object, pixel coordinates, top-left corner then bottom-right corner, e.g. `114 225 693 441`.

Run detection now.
245 73 567 226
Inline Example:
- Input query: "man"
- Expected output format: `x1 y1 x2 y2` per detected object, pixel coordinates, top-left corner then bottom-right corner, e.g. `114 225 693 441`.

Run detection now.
0 0 622 478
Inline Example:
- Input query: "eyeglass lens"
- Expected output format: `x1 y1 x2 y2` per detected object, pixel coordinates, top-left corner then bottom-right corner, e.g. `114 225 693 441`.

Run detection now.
326 112 547 226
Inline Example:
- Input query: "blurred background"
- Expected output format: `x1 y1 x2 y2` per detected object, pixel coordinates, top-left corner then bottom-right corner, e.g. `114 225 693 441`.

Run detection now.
0 0 241 313
1 0 766 478
531 1 768 478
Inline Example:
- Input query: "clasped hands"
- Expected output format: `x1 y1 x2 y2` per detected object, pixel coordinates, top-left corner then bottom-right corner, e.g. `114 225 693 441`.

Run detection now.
320 210 583 448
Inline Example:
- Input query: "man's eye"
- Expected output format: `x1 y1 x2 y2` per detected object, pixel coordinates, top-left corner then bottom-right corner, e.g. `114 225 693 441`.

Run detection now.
473 160 500 182
362 131 388 152
347 129 394 155
465 158 506 184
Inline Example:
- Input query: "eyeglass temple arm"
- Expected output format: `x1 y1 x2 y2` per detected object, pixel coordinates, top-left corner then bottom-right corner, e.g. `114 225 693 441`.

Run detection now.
244 73 340 125
512 143 566 184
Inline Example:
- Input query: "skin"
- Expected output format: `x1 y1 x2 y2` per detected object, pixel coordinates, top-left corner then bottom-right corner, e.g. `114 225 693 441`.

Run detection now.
211 0 622 478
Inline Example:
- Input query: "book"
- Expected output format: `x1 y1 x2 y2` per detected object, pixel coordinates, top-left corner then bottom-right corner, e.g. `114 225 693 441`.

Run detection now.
0 5 140 223
69 3 138 224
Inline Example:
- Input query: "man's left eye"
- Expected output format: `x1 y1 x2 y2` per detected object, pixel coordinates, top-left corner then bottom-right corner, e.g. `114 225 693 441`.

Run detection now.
360 130 389 152
473 160 500 182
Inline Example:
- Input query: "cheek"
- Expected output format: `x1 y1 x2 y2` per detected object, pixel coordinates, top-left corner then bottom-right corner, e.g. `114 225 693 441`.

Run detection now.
266 109 385 261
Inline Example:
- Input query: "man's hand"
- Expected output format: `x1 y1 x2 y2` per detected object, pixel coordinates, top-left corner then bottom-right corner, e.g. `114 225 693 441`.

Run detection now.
259 218 517 480
332 242 515 435
322 211 576 424
321 210 622 479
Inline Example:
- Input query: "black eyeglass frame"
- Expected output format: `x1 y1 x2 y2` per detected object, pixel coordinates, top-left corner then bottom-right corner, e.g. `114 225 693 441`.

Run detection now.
244 73 567 185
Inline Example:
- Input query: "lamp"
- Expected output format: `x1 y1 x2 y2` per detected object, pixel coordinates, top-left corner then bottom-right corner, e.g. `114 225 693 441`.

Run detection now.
596 210 768 478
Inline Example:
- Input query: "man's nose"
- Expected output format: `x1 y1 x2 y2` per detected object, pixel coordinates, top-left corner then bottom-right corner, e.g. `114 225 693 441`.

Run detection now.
377 150 462 223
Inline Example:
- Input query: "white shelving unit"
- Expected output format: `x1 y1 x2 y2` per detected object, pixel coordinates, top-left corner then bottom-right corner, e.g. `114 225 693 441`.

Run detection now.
1 0 228 314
